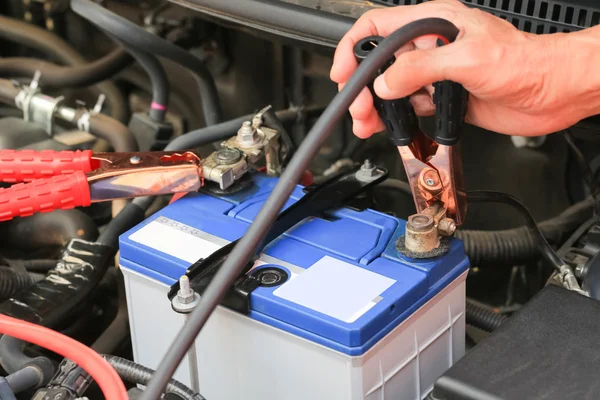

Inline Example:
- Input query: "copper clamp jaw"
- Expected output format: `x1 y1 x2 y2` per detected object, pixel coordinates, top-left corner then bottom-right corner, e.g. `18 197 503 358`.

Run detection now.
398 134 467 257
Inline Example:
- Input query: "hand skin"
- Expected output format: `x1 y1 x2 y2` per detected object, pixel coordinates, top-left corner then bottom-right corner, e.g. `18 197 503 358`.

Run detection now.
330 0 600 138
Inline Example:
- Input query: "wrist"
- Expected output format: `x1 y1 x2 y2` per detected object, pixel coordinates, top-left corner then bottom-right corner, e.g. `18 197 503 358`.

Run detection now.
557 27 600 123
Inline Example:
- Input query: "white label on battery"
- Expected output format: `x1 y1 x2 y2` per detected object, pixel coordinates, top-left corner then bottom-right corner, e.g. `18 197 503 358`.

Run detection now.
128 219 224 263
273 256 395 323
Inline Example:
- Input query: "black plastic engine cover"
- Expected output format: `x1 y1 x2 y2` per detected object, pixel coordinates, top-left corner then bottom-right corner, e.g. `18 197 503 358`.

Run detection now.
431 285 600 400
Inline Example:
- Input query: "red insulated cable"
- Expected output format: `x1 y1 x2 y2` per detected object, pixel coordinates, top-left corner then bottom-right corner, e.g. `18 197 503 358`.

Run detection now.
0 314 128 400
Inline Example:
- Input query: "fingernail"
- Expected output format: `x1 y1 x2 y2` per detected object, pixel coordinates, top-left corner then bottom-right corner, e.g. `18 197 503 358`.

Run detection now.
374 75 392 98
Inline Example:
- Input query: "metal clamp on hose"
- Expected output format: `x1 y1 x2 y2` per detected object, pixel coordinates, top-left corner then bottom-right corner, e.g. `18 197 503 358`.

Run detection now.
14 71 65 136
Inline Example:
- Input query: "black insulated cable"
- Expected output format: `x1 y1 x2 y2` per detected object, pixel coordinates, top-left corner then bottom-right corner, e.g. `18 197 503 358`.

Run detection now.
563 129 600 218
455 196 594 266
262 107 296 166
138 18 463 400
165 108 308 151
71 0 223 126
466 190 564 271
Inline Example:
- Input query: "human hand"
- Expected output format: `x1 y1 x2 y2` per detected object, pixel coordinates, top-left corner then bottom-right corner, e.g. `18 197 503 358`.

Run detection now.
330 0 598 138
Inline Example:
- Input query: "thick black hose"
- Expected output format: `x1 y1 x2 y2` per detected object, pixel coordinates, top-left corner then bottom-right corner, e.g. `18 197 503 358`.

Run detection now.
0 15 127 122
139 18 462 400
87 113 139 152
71 0 222 126
124 48 169 122
456 197 594 266
0 48 134 89
0 268 33 303
20 260 58 273
92 271 128 354
97 201 147 248
103 355 205 400
0 79 22 104
465 302 507 332
0 209 98 250
104 31 169 122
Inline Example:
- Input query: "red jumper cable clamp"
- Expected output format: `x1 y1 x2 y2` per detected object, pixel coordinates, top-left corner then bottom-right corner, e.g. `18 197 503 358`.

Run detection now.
0 149 203 221
354 35 469 258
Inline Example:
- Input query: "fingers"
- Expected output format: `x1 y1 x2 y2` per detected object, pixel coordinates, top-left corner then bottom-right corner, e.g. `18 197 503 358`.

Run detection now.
410 89 435 116
374 43 465 99
352 107 385 139
330 1 467 84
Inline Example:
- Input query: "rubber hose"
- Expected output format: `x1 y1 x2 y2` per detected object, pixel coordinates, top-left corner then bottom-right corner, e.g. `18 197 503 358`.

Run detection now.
0 79 20 104
0 48 134 89
0 336 54 387
103 355 205 400
91 271 129 354
456 197 594 266
5 366 41 394
0 336 32 374
21 260 58 273
0 377 16 400
97 200 146 248
0 268 33 303
71 0 222 126
104 31 169 122
0 209 98 250
121 47 169 122
0 15 127 122
465 302 507 333
86 112 139 152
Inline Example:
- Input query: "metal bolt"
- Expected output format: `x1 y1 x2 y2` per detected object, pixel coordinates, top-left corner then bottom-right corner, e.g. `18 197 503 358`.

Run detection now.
129 155 141 164
425 178 435 186
238 120 258 145
438 218 457 236
356 159 382 182
215 148 242 165
177 276 195 305
360 159 376 177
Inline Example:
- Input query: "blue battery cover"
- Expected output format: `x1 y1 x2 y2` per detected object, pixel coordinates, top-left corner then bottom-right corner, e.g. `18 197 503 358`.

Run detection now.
119 174 469 356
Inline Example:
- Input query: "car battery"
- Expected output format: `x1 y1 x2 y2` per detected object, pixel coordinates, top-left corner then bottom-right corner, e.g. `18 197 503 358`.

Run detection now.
119 173 470 400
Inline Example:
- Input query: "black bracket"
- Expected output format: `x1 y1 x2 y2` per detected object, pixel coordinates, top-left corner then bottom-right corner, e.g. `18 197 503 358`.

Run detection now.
168 163 389 314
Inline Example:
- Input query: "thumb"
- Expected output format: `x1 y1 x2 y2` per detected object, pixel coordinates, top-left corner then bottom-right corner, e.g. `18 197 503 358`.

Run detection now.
373 45 462 100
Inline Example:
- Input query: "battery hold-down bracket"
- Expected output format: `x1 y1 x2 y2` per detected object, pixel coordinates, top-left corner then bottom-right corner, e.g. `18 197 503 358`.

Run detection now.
167 161 389 314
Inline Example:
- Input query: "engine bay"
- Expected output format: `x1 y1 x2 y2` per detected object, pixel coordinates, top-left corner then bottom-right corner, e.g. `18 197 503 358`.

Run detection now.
0 0 599 399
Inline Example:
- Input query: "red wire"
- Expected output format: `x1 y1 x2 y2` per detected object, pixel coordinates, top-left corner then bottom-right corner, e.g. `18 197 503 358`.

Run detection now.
0 314 127 400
